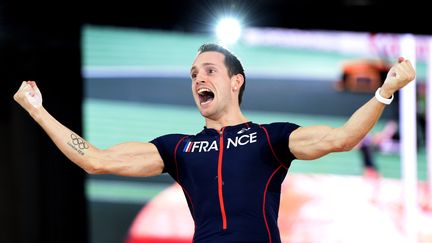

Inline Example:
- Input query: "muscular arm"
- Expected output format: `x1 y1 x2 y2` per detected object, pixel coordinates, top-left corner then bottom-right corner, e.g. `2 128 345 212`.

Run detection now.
14 81 164 177
289 58 416 160
290 97 386 160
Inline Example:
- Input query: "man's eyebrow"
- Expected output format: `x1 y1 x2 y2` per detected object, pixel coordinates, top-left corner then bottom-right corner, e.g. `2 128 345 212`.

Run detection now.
190 63 217 73
190 66 197 73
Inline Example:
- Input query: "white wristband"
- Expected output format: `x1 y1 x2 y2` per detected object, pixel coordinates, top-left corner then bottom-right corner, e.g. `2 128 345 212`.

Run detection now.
375 88 394 105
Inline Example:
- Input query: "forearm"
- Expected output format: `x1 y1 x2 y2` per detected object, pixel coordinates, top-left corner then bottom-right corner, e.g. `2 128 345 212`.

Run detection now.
291 58 415 160
14 81 164 176
338 57 416 150
339 97 386 150
29 107 164 176
30 107 101 173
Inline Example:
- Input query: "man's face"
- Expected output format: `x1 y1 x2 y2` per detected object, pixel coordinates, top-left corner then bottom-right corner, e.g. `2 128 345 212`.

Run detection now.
190 51 236 119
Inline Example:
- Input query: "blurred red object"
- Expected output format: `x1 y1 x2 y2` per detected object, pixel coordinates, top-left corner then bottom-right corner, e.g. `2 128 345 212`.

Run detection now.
125 174 432 243
336 59 391 93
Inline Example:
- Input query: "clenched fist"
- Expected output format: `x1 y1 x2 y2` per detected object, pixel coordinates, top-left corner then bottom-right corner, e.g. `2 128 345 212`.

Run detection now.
380 57 416 97
13 81 43 113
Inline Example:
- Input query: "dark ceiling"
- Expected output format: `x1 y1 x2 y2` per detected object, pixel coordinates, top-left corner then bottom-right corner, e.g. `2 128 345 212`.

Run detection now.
1 0 428 36
81 0 428 35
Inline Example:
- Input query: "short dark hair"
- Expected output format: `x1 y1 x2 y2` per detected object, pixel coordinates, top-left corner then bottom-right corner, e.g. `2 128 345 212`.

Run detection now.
197 43 246 105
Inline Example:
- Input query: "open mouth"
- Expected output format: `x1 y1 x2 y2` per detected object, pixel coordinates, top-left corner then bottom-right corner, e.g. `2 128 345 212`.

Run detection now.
197 88 215 105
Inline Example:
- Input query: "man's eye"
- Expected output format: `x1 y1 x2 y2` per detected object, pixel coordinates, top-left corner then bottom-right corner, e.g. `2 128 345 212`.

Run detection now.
191 73 197 79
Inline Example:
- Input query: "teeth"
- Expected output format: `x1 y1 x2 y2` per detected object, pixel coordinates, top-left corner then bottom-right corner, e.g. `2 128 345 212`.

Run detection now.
198 88 211 94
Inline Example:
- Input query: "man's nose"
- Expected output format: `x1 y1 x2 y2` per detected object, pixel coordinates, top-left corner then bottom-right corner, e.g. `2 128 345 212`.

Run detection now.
195 73 206 84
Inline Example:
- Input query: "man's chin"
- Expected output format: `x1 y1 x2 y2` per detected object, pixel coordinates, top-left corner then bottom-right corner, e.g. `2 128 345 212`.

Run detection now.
199 108 217 119
199 109 212 118
197 102 213 115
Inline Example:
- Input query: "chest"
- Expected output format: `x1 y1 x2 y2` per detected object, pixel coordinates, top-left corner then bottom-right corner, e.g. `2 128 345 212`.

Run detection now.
177 131 277 180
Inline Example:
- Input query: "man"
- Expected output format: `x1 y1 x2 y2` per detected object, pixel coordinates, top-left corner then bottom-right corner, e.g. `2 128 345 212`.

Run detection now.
14 43 415 242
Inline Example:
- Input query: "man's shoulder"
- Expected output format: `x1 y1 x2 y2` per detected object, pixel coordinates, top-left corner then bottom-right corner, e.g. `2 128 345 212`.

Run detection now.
151 133 191 142
259 121 300 127
258 122 301 136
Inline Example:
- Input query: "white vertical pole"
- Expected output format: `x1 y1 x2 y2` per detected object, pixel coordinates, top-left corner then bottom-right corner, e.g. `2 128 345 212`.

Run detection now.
427 38 432 206
399 34 418 243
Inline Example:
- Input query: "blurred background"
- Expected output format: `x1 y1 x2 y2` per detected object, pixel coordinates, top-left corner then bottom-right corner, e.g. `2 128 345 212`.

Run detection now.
1 0 430 243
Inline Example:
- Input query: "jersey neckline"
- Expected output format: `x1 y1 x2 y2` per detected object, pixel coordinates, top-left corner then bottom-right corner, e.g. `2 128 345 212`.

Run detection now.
201 121 254 135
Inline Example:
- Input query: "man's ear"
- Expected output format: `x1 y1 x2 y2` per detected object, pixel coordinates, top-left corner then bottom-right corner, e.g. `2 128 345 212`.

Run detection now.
232 74 244 91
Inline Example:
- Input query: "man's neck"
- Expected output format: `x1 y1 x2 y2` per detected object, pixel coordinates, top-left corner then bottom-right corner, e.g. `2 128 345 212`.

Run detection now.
204 112 249 131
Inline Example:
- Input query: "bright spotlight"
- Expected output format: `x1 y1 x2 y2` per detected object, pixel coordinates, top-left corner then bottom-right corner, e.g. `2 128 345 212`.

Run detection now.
215 17 242 45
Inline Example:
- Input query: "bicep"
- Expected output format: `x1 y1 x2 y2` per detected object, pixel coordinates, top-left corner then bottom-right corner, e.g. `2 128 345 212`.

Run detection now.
97 142 164 177
289 125 346 160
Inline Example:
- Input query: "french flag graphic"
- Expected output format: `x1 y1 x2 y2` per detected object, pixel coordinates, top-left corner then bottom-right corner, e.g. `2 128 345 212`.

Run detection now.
183 141 193 152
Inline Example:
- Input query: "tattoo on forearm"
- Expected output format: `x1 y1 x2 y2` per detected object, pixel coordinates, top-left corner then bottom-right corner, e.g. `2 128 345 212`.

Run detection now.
67 133 89 155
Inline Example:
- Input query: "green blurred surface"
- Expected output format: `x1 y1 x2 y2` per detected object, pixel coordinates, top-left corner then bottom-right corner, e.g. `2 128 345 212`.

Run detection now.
82 25 427 80
86 179 167 203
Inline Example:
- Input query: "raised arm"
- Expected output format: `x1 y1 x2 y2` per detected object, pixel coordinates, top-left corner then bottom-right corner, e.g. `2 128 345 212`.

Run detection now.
289 57 416 160
13 81 164 177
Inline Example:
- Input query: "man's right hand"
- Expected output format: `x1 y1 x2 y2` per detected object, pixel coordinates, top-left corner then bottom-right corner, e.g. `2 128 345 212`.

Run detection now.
13 81 43 113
